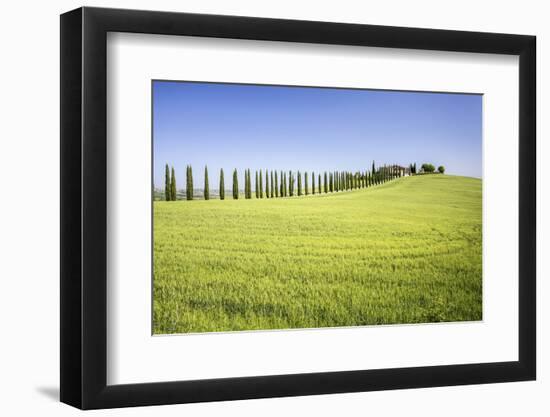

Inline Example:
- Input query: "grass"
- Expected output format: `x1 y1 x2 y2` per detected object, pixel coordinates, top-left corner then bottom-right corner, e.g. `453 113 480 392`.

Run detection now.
153 174 482 334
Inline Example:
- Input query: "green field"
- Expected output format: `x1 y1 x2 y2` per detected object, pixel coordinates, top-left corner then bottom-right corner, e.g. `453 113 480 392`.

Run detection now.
153 174 482 334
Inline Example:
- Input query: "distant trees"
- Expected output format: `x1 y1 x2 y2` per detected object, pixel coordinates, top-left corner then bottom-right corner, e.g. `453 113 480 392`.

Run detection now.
165 164 171 201
232 169 239 199
421 163 436 173
438 165 445 174
204 166 210 200
167 160 425 202
219 168 225 200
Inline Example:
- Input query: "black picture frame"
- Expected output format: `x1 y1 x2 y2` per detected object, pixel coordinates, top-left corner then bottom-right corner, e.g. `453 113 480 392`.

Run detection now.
60 6 536 410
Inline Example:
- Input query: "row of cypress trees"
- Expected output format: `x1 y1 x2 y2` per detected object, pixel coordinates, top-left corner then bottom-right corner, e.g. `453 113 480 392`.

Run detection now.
164 162 410 201
164 164 178 201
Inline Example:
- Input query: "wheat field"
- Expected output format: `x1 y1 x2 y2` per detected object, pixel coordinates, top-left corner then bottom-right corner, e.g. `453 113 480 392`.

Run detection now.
153 174 482 334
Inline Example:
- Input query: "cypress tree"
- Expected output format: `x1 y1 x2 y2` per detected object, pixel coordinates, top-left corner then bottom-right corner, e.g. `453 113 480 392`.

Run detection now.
284 171 288 197
243 169 248 199
318 174 321 194
232 169 239 199
289 171 294 196
297 171 302 196
280 171 285 197
311 172 315 194
170 167 177 201
271 171 274 198
249 169 253 198
164 164 171 201
324 172 328 193
219 168 225 200
255 171 259 198
259 170 263 198
265 170 270 198
305 171 309 195
274 171 279 198
204 165 210 200
244 170 247 198
329 172 333 192
186 165 193 200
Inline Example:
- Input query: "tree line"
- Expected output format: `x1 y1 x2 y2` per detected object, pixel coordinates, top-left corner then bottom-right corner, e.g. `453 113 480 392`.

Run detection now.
163 162 423 201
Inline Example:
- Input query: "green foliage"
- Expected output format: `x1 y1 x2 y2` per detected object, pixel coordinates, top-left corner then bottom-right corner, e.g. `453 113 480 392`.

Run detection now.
274 171 279 198
259 170 263 198
204 166 210 200
232 169 239 199
324 172 328 193
312 172 315 195
219 169 225 200
165 164 171 201
422 163 436 173
265 170 270 198
186 165 193 201
170 167 177 201
255 171 259 199
154 175 482 333
438 165 445 174
271 171 274 198
305 171 309 195
297 171 302 196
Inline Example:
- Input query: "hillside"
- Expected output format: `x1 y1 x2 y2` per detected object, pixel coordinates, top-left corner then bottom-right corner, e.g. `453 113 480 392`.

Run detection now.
153 174 482 334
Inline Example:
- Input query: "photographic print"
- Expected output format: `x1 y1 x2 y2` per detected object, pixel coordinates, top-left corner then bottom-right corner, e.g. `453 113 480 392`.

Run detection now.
152 81 482 335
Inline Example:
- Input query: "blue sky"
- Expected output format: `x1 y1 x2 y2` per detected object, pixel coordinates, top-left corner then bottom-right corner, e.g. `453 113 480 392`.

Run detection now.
153 81 482 189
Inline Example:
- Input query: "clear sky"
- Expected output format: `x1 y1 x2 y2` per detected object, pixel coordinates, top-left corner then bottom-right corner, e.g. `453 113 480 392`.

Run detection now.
153 81 482 189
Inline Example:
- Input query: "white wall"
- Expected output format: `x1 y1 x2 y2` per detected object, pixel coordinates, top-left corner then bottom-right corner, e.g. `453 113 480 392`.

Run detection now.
0 0 546 415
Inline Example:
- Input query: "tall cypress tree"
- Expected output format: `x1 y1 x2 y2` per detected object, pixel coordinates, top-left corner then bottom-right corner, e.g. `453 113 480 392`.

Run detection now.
255 171 259 198
324 172 328 193
232 169 239 199
289 171 294 197
283 171 287 197
243 169 248 199
329 172 333 192
280 171 284 197
270 171 274 198
204 166 210 200
305 171 309 195
318 174 321 195
297 171 302 196
311 172 315 195
259 170 263 198
274 170 279 198
219 168 225 200
186 165 193 200
170 167 177 201
164 164 171 201
265 170 269 198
